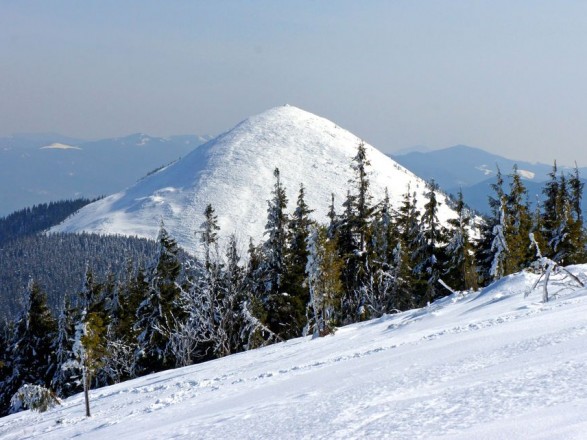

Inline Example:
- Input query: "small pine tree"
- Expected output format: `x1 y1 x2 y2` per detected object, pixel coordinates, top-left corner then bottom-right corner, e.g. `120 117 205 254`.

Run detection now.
67 309 107 417
200 203 220 270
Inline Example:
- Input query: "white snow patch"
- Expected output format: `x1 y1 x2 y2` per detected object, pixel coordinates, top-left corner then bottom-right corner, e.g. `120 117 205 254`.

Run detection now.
517 169 535 179
40 143 82 150
475 164 494 176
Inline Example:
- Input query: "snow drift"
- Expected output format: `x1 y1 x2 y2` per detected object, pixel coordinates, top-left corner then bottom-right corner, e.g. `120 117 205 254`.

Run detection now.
51 105 455 253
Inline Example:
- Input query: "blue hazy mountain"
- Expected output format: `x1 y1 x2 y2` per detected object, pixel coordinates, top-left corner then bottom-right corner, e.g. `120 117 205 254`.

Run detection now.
392 145 586 215
0 133 212 216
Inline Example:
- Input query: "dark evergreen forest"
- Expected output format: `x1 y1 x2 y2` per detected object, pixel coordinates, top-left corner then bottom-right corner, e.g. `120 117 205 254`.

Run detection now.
0 199 96 246
0 233 163 319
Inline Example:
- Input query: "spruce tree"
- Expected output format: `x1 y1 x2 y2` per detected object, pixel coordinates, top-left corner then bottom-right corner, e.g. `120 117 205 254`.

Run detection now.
548 173 573 262
478 166 508 283
541 162 560 257
505 165 532 273
282 184 314 335
134 224 183 374
444 189 477 291
372 188 395 266
394 186 420 307
327 193 337 239
338 142 375 322
259 168 296 338
261 168 288 296
70 307 107 417
364 189 399 317
412 180 446 305
0 281 57 416
489 196 509 281
51 298 79 398
221 234 248 354
566 165 587 264
305 226 343 336
350 141 373 252
200 203 220 270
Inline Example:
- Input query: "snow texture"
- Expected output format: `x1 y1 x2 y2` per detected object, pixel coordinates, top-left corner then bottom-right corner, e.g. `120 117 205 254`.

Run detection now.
51 106 455 254
2 266 587 439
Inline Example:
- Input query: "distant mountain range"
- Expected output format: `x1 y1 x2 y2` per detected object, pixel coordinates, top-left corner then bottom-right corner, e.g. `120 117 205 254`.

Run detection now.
5 132 586 224
0 133 212 216
392 145 587 215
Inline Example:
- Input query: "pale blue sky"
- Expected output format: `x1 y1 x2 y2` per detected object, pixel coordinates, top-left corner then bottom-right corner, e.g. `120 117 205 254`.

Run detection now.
2 1 587 165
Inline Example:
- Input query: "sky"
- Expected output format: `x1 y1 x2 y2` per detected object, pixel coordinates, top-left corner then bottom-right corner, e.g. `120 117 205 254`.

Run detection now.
1 1 587 166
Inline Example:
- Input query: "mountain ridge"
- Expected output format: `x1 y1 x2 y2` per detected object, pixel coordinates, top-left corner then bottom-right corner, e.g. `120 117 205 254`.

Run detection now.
392 144 587 215
51 106 457 253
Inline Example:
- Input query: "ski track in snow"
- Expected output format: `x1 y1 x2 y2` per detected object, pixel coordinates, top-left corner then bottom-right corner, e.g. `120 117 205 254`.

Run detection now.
2 268 587 439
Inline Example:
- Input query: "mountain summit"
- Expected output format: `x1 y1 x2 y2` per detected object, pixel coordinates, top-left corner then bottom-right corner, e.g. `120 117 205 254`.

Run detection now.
52 106 455 253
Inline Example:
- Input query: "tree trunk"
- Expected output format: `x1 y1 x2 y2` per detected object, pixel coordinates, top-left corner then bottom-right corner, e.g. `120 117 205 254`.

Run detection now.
84 368 91 417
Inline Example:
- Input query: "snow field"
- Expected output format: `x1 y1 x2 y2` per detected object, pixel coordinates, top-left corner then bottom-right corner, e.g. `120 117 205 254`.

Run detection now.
2 266 587 439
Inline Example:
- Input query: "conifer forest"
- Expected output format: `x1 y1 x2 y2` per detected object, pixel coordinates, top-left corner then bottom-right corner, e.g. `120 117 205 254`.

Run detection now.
1 144 585 417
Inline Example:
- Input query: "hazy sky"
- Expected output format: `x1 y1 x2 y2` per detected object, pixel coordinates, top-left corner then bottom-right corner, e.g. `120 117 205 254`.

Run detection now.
2 1 587 165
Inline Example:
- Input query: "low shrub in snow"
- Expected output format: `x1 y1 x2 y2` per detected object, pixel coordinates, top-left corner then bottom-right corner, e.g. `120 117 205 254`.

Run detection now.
9 384 61 413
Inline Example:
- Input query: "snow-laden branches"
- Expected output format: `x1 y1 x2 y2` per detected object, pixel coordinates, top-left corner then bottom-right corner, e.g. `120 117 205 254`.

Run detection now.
525 233 584 302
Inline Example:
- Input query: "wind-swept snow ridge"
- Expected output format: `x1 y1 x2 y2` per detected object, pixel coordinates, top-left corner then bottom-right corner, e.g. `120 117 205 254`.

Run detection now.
52 105 454 253
3 266 587 439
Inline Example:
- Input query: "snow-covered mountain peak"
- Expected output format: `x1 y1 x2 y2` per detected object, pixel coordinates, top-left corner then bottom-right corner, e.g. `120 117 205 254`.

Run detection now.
51 106 455 254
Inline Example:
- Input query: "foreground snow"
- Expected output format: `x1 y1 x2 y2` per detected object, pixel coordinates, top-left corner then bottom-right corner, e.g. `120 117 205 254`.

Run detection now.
2 267 587 439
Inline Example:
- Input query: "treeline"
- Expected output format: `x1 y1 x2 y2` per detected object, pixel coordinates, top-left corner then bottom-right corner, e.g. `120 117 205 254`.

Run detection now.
476 163 586 282
1 145 585 416
0 198 96 246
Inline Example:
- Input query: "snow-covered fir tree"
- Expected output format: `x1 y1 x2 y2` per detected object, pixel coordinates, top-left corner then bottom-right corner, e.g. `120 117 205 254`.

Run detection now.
305 225 343 337
444 189 477 291
490 196 509 281
412 180 446 305
282 184 314 336
134 224 183 374
0 281 57 416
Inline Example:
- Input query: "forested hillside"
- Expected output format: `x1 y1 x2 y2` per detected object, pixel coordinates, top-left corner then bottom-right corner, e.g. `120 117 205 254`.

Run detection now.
0 233 160 319
1 144 585 419
0 199 95 246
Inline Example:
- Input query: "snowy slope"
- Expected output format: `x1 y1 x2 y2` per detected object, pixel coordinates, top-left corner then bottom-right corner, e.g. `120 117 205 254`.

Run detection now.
51 106 455 254
2 266 587 439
